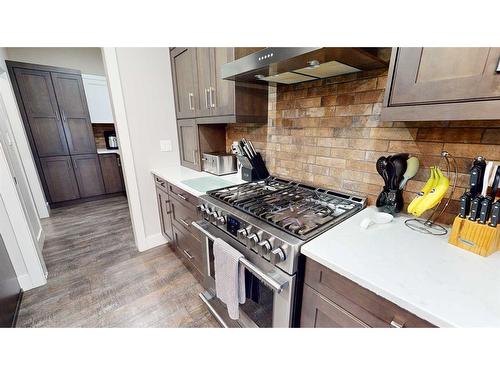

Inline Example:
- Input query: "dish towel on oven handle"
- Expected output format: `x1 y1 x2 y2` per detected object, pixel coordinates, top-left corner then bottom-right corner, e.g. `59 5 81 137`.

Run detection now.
213 238 246 320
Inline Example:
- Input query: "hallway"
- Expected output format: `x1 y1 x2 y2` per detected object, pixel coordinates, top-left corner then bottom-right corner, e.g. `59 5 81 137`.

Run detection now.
17 196 218 327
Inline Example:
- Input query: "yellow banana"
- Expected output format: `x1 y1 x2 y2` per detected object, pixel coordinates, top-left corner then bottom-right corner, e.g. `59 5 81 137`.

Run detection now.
411 167 449 217
407 167 436 214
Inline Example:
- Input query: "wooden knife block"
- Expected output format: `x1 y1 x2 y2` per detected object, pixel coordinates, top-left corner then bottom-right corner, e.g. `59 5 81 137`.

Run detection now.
448 217 500 257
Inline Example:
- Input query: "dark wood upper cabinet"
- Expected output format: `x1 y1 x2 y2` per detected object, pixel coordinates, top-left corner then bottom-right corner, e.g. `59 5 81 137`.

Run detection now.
51 72 96 155
195 48 213 117
382 47 500 121
170 47 268 124
99 153 125 194
171 48 198 119
177 118 200 171
40 156 80 203
71 154 105 198
12 68 69 157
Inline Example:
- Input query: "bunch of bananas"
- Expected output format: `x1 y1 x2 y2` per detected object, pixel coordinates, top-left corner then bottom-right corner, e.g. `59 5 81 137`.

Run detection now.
407 167 450 217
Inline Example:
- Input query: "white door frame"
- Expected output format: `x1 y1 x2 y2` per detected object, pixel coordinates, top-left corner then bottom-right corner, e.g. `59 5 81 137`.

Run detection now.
0 141 47 290
101 48 150 251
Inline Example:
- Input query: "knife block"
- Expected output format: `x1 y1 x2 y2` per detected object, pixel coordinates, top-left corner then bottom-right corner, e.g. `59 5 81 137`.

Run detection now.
448 217 500 257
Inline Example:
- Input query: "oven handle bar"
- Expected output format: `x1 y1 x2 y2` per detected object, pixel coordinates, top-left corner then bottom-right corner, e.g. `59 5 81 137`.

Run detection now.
191 221 288 294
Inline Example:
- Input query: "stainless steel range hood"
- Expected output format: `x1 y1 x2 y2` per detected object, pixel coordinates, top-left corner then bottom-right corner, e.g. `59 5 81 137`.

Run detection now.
222 47 387 85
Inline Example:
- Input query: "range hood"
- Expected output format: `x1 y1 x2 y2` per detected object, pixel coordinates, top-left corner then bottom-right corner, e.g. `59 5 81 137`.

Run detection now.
222 47 387 85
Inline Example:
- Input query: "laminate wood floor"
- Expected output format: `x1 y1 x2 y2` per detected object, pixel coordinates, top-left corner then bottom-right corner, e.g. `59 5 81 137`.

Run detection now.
17 196 219 328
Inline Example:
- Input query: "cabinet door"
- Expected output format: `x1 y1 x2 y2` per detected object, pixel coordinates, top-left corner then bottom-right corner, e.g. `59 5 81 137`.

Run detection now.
177 119 200 171
196 48 213 117
171 48 197 119
40 156 80 202
300 284 368 328
81 74 114 123
99 154 124 194
13 68 69 157
211 48 235 117
51 72 96 155
71 154 105 198
389 47 500 105
156 188 173 241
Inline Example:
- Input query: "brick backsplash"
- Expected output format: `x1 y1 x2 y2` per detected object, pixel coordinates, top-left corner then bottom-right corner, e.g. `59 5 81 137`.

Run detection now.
92 123 115 149
226 68 500 224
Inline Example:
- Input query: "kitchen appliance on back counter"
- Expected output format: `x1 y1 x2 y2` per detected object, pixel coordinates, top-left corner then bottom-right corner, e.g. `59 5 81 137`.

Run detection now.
192 177 367 327
104 130 118 150
230 138 269 182
201 152 237 176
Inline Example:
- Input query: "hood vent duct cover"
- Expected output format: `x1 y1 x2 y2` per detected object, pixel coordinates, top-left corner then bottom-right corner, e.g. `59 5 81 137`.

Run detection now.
222 47 387 85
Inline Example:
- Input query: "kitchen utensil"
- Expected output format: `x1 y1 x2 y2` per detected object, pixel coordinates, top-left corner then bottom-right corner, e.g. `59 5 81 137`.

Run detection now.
399 156 420 189
489 200 500 227
481 161 494 197
470 157 486 197
360 212 394 229
469 196 482 221
388 154 408 189
478 162 496 224
376 157 390 186
491 165 500 198
459 191 472 218
248 140 257 156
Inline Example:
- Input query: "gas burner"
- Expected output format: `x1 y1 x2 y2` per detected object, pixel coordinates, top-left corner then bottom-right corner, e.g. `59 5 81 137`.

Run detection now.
207 177 366 240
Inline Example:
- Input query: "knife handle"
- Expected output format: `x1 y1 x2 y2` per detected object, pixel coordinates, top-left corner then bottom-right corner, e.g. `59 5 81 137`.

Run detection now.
479 197 493 224
469 196 482 221
489 201 500 227
469 165 481 198
459 191 471 218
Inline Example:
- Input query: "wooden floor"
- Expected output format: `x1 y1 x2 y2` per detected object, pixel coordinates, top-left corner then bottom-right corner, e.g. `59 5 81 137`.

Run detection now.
17 196 218 328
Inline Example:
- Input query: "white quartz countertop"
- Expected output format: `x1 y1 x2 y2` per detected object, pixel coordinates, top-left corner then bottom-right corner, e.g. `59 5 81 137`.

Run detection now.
301 206 500 327
151 166 245 197
97 148 120 155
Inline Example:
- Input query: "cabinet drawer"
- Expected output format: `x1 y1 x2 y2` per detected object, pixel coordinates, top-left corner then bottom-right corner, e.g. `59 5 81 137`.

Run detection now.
172 224 203 274
170 196 199 237
304 258 434 328
168 182 198 207
301 284 368 328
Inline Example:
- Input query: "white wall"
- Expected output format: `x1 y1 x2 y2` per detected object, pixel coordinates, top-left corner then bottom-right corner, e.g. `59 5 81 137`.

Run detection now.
103 48 179 250
6 48 105 75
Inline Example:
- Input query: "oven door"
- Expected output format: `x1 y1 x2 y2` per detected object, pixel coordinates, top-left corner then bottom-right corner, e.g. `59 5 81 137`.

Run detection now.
192 220 295 328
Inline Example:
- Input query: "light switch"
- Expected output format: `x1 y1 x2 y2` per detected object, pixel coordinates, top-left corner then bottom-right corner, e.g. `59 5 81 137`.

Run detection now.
160 140 172 152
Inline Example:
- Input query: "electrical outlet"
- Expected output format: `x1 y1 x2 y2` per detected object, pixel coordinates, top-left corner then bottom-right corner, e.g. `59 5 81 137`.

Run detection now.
160 140 172 152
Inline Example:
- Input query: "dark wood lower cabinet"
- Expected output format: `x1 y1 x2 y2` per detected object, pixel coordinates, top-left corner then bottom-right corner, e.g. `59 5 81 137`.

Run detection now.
40 156 80 203
99 154 125 194
301 284 368 328
156 187 173 241
300 258 435 328
71 154 105 198
154 175 203 279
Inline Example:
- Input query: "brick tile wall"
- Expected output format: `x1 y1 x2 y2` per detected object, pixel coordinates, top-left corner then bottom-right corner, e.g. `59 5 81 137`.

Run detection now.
226 68 500 224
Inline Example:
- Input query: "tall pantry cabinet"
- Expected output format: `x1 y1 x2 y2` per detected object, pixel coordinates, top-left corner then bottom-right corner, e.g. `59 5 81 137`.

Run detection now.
7 61 105 206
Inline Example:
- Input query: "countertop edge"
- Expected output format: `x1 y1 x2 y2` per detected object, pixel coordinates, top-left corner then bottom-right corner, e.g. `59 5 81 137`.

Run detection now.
300 248 453 328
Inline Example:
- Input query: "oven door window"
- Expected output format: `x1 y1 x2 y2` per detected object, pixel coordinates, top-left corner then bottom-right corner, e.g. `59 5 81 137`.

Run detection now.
240 269 274 328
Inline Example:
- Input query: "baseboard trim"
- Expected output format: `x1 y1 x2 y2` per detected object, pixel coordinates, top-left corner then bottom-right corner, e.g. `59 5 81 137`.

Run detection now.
140 232 167 252
12 289 23 328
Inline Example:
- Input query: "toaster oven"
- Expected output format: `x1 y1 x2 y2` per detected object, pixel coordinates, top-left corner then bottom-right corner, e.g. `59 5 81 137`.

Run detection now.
202 152 237 176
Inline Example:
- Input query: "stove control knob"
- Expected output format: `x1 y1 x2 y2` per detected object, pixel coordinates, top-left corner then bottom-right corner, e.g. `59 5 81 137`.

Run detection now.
216 215 226 225
257 240 272 255
270 247 286 265
209 211 219 223
247 233 260 247
203 208 212 219
237 228 248 240
196 204 206 212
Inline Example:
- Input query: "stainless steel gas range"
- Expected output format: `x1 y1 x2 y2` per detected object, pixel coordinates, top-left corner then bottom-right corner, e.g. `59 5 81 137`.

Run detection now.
192 177 366 328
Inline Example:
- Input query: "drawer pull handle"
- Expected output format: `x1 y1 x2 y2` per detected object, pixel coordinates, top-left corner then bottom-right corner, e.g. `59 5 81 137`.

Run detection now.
390 319 404 328
183 250 194 260
176 193 187 200
179 218 190 227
